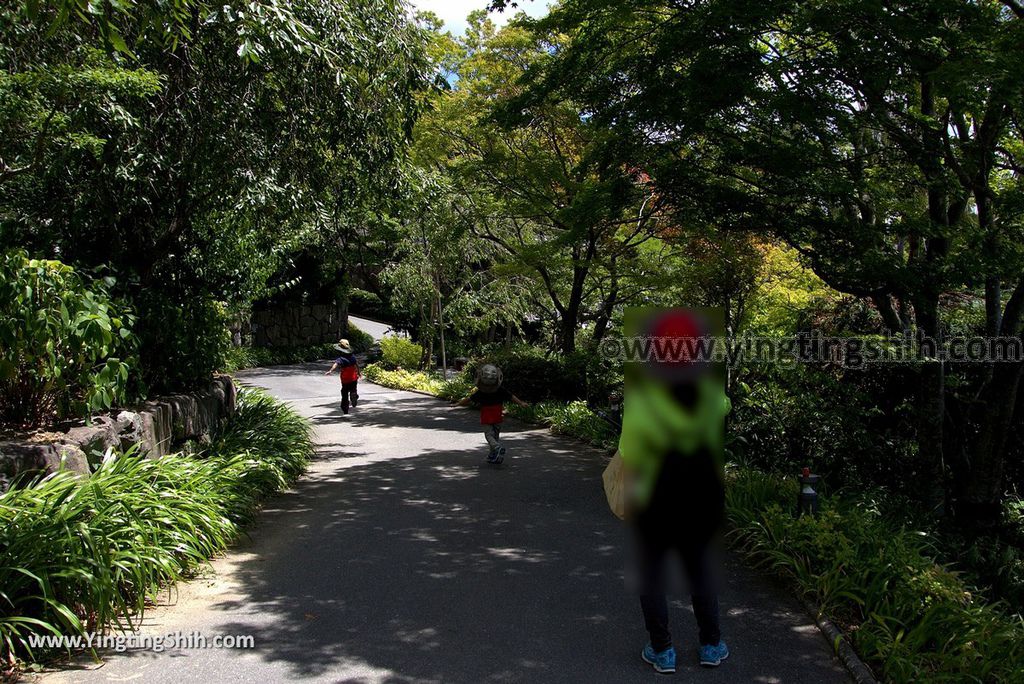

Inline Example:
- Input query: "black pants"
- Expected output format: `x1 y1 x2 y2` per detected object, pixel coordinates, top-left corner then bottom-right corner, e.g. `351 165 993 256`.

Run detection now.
341 381 358 412
638 535 721 650
635 449 724 650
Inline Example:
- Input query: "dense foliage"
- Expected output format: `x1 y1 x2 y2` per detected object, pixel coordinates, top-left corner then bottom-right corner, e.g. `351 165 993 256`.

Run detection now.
379 335 425 370
727 468 1024 681
0 249 136 427
518 0 1024 525
0 388 312 665
1 0 431 394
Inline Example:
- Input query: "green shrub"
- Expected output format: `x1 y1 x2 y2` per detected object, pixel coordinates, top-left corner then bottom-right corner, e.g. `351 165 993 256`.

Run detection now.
461 344 621 405
223 345 258 372
348 289 395 322
0 388 312 665
380 335 423 369
726 467 1024 681
346 321 374 354
436 373 475 402
0 250 137 427
135 291 231 394
729 362 917 492
361 363 444 394
509 400 616 449
561 346 623 405
463 345 577 402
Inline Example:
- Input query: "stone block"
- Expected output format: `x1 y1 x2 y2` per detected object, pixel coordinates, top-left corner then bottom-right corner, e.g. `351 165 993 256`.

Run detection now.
55 443 89 476
193 389 221 434
215 375 237 416
0 440 89 491
0 441 54 484
116 410 143 452
63 416 120 457
117 406 168 459
142 400 174 459
165 394 200 441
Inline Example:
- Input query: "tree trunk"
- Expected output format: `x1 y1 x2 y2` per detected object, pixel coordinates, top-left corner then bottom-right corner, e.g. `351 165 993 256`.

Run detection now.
559 313 576 355
337 296 349 343
437 285 447 377
592 254 620 344
560 260 589 354
592 272 619 344
915 295 946 515
959 363 1024 526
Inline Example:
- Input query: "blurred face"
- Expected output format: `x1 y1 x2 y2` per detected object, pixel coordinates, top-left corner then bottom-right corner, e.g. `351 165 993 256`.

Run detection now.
625 307 725 391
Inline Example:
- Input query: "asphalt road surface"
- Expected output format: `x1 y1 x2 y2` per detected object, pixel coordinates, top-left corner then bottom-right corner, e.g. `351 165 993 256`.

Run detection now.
349 315 401 341
39 364 850 683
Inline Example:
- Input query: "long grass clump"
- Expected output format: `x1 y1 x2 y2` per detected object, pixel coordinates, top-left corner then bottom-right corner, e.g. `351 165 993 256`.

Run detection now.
0 388 312 667
725 467 1024 682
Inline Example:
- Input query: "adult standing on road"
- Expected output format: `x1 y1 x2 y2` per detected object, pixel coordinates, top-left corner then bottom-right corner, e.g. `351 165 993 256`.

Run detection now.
618 308 731 674
324 339 360 414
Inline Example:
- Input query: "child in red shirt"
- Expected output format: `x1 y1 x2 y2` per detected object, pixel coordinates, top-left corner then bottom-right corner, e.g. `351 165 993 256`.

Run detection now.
324 338 359 414
456 364 527 464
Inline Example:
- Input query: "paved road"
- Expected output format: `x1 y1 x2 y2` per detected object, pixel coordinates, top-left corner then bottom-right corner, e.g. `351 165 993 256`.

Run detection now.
40 364 849 683
349 315 402 341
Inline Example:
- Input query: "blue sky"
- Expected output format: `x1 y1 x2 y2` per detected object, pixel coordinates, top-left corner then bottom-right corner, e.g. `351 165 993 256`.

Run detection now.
409 0 551 37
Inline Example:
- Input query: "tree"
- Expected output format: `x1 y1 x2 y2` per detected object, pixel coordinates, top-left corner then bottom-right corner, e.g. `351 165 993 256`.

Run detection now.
528 0 1024 523
416 12 660 354
2 0 430 390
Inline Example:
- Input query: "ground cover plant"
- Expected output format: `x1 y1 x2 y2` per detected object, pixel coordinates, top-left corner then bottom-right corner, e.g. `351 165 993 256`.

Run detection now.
726 468 1024 681
0 388 312 670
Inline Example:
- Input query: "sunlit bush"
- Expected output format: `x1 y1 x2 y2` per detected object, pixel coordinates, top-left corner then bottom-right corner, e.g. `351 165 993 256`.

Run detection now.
0 250 136 427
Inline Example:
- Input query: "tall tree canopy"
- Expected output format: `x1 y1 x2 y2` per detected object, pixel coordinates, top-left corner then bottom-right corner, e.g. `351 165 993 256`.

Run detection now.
414 12 666 354
515 0 1024 522
1 0 431 390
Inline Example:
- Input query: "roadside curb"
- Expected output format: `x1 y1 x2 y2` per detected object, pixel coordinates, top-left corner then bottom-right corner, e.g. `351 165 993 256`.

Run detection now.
800 598 878 684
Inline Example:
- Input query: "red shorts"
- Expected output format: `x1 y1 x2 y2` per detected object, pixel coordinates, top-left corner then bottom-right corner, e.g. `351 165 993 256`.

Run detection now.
480 404 503 424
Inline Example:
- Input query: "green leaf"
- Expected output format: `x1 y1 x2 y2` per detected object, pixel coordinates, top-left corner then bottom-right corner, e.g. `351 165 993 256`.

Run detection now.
107 28 130 55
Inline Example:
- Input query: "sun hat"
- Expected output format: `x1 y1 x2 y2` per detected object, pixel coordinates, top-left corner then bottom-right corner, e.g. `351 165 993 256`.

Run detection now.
334 339 353 353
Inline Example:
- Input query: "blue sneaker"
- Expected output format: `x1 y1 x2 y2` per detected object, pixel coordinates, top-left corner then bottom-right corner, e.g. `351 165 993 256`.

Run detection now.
494 446 506 464
486 449 498 463
641 643 676 674
699 640 729 667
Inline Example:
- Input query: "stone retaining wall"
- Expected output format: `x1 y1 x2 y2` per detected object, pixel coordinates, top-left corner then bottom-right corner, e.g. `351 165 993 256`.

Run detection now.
251 302 347 348
0 375 236 491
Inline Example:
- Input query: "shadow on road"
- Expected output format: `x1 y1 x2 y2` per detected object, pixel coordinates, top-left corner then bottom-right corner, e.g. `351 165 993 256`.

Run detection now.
177 381 849 683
